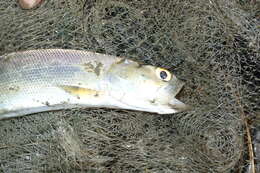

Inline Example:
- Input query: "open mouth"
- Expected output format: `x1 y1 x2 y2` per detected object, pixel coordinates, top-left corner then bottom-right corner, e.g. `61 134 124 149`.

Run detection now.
175 86 185 100
169 85 191 112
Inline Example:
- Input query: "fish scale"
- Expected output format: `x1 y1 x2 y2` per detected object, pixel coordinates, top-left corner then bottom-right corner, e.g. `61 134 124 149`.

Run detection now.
0 49 188 119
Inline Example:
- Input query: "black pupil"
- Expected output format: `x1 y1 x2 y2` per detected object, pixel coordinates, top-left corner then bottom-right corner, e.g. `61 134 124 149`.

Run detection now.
160 71 167 80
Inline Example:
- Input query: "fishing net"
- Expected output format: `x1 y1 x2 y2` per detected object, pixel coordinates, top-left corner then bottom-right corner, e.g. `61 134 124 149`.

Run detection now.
0 0 259 172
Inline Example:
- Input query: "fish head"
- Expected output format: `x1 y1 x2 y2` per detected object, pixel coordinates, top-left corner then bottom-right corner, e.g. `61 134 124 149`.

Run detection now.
107 59 190 114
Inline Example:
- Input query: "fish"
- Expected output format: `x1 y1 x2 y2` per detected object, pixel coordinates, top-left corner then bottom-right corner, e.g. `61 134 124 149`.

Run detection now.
0 49 189 120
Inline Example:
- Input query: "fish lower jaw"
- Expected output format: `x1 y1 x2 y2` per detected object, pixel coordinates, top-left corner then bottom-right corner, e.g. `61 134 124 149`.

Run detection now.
106 97 179 114
150 106 180 114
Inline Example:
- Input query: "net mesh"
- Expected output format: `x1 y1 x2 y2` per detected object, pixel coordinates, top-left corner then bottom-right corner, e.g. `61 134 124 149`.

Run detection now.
0 0 259 172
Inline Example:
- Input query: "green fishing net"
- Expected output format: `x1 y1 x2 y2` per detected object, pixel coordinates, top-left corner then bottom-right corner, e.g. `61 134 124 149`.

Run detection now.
0 0 259 172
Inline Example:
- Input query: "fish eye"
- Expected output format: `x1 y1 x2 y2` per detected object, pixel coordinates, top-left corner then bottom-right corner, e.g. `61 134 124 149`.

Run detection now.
160 71 167 79
156 67 172 81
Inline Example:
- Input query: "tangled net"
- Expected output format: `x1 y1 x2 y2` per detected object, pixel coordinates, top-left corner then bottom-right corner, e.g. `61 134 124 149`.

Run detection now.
0 0 259 172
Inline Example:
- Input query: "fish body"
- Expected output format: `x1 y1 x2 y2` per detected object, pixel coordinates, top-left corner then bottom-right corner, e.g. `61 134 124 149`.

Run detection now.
0 49 188 120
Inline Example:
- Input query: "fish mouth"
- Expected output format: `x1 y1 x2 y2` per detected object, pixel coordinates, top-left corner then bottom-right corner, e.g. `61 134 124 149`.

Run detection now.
173 80 185 97
169 81 191 112
175 85 185 100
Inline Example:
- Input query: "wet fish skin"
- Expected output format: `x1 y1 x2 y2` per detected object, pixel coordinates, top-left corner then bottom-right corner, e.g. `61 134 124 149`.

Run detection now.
0 49 188 119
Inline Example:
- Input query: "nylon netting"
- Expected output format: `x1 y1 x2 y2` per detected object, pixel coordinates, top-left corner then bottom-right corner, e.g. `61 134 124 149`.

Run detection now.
0 0 259 172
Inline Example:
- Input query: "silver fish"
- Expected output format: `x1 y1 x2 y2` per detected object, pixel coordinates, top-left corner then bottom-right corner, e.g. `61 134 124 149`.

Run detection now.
0 49 189 119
